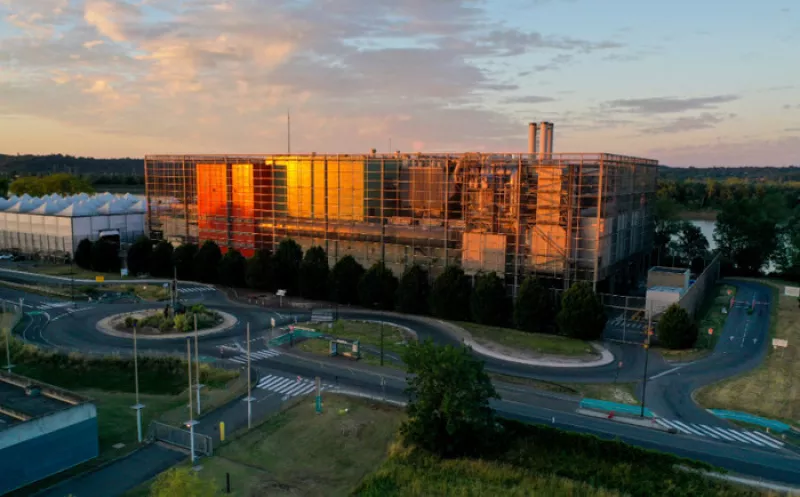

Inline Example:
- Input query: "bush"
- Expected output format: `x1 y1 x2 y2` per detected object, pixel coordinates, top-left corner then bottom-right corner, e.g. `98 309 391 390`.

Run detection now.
299 246 329 300
330 255 365 305
194 240 223 283
274 238 303 293
556 282 606 340
126 235 152 276
359 262 399 310
173 243 199 280
219 248 247 288
91 239 120 273
514 276 554 333
245 248 275 290
150 240 174 278
470 272 510 326
657 304 697 349
429 266 472 321
396 265 430 315
123 316 139 328
74 239 93 270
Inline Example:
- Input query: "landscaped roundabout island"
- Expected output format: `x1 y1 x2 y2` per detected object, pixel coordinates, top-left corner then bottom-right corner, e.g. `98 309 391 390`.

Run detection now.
97 304 237 339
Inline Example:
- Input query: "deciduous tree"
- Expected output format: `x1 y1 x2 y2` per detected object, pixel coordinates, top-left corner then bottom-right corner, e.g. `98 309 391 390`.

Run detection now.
193 241 222 283
429 265 471 321
396 264 430 315
657 304 697 350
299 246 329 300
556 281 606 340
90 239 120 273
470 272 510 326
273 238 303 293
514 276 553 332
150 240 174 278
219 248 246 288
126 236 152 276
358 261 399 310
329 255 364 305
715 195 786 274
74 238 93 270
172 243 198 280
400 339 500 457
245 249 275 290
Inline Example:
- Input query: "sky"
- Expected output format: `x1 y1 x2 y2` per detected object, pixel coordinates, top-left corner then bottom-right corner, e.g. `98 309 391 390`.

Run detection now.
0 0 797 166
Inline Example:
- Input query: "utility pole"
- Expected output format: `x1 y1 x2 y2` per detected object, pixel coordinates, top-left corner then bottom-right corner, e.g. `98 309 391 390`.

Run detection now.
185 339 198 465
131 324 144 442
3 301 13 372
380 321 384 367
172 266 178 315
70 257 75 308
194 314 202 415
640 301 653 418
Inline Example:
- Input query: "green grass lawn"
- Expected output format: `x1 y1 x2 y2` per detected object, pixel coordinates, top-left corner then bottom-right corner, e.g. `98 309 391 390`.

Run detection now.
126 394 405 497
491 374 639 405
21 263 125 280
455 321 597 358
298 320 412 369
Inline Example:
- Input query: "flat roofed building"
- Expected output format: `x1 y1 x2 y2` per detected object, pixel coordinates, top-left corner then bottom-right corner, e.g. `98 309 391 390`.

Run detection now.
146 151 658 294
0 372 98 494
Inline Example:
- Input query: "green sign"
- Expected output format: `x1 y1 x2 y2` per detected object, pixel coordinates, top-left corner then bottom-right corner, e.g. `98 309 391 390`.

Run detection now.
315 395 322 413
26 311 44 316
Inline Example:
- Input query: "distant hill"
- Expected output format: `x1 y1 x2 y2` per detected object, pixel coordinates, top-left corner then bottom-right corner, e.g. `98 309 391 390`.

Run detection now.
0 154 143 176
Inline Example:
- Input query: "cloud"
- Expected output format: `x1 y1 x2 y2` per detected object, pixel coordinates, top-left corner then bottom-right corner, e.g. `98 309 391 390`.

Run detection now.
83 40 104 49
649 136 800 167
502 95 556 104
84 0 139 42
641 113 725 134
606 95 739 114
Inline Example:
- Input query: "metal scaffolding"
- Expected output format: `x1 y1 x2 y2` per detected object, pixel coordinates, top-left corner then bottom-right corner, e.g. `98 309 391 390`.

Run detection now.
145 152 658 294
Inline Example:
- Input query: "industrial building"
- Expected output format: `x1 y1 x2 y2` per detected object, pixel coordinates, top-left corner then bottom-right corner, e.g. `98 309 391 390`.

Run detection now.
0 372 98 494
0 193 146 258
145 123 658 294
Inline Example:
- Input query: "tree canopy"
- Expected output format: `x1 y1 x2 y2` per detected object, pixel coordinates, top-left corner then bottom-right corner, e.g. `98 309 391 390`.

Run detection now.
358 261 399 310
429 266 472 321
172 243 198 280
556 281 606 340
245 249 275 290
273 238 303 293
470 272 510 326
400 339 500 457
396 264 430 315
9 173 94 196
150 240 174 278
74 238 93 270
657 304 697 350
193 241 223 283
126 236 152 276
219 248 247 288
90 239 120 273
715 195 785 274
329 255 365 305
299 246 330 300
514 276 553 333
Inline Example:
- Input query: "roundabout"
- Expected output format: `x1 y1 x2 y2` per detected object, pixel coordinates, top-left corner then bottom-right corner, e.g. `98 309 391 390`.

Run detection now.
95 307 238 340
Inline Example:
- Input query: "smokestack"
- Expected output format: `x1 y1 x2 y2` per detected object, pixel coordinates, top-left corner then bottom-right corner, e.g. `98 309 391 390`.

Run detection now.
539 121 548 159
528 123 537 155
547 123 554 154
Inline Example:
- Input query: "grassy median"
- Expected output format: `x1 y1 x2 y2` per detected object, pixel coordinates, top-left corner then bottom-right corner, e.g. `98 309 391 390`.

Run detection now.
695 280 799 426
455 321 597 358
299 320 413 369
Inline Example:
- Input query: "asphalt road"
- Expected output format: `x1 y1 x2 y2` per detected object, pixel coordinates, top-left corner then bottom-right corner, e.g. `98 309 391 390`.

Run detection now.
2 271 798 487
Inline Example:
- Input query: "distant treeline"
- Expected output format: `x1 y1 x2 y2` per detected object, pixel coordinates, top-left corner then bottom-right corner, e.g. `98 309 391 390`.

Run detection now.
659 165 800 182
658 178 800 211
0 154 143 176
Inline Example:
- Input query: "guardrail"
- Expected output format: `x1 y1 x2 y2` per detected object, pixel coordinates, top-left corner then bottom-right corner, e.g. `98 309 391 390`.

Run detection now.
709 409 793 433
268 328 326 347
146 421 213 456
579 398 654 418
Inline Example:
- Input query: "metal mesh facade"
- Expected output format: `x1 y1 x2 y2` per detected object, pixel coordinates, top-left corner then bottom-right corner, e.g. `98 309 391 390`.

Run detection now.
145 153 658 294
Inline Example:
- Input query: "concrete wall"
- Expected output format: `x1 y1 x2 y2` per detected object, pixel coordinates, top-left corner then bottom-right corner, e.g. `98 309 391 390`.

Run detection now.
647 267 689 291
0 403 98 495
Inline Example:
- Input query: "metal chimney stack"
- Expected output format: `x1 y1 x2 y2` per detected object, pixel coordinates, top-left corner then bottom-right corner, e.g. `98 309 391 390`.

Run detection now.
528 123 537 155
539 121 549 159
546 122 554 155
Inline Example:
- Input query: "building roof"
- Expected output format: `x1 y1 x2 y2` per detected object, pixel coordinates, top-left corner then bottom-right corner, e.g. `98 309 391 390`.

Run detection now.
648 266 689 275
0 372 89 431
0 193 146 217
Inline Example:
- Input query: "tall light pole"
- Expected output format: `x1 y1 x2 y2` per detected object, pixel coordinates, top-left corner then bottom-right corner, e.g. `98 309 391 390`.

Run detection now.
194 314 202 415
185 338 198 464
640 301 653 418
131 324 144 442
244 322 253 430
3 301 13 372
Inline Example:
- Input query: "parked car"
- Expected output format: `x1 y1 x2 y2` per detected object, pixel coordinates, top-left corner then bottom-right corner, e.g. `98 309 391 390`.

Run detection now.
0 254 13 260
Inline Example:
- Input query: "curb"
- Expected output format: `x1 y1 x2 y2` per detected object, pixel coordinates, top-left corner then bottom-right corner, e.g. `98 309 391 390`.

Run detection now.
576 408 672 432
95 310 238 340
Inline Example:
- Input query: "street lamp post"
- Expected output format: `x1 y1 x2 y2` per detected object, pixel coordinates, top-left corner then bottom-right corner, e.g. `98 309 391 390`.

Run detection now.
131 324 145 442
640 301 653 418
380 321 384 367
185 339 198 465
194 314 202 415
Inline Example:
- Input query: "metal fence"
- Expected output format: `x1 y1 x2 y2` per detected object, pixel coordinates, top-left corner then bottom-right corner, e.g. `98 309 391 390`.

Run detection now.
677 254 721 319
146 421 213 456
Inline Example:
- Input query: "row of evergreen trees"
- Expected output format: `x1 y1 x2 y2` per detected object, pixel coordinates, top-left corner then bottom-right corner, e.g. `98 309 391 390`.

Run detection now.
80 236 608 340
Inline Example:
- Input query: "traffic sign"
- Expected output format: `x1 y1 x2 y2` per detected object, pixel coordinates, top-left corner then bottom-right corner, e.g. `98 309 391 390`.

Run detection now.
95 275 104 283
708 328 713 335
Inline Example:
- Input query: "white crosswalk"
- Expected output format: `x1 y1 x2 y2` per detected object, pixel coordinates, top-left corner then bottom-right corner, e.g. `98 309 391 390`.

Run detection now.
655 418 785 450
229 348 281 364
37 301 74 309
178 286 215 294
256 374 330 398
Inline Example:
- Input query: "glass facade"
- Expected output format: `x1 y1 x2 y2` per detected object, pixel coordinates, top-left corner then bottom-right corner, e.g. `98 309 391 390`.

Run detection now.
145 153 658 294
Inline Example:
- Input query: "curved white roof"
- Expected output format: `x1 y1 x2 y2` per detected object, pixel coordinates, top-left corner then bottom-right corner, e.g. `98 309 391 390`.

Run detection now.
0 193 146 217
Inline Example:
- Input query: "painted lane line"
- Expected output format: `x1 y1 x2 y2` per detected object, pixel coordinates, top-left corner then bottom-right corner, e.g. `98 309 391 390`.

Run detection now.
735 431 771 447
261 377 292 391
691 425 721 439
284 383 309 397
746 431 784 449
656 419 691 434
649 366 684 380
721 428 762 446
266 378 294 392
671 420 706 437
229 357 247 364
701 426 737 442
256 375 279 388
274 380 302 395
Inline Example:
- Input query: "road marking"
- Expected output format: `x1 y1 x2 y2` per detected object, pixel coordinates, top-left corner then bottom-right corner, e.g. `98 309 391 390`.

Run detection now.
701 426 737 441
734 430 769 447
671 420 705 437
720 428 760 445
649 366 684 380
691 424 721 439
745 431 784 449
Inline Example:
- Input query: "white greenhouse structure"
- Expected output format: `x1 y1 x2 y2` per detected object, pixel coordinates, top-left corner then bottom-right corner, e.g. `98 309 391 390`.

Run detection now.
0 193 146 258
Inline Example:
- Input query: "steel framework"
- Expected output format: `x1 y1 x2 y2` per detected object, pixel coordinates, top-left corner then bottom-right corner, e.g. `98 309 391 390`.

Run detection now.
145 152 658 294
